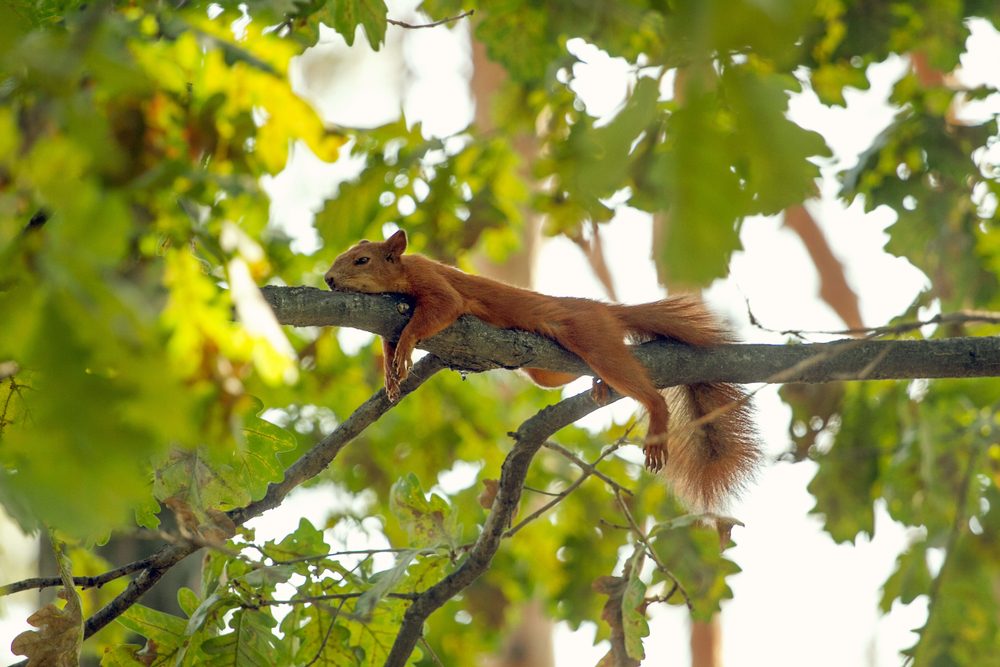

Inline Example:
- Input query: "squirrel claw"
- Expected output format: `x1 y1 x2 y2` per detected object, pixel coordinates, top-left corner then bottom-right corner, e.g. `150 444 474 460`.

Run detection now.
385 369 402 402
391 353 412 383
385 381 401 402
590 378 611 406
643 441 668 472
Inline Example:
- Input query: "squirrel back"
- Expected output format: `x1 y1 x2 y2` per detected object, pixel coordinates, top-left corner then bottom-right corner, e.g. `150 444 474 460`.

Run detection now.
325 230 759 511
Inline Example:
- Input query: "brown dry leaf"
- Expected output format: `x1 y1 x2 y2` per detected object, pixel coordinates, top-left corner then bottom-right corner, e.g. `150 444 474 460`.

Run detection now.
593 574 640 667
10 589 83 666
478 479 499 509
138 638 159 666
163 496 201 538
716 519 736 548
200 508 238 544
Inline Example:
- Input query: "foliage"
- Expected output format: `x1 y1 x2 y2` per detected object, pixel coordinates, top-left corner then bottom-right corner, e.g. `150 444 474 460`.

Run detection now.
0 0 999 665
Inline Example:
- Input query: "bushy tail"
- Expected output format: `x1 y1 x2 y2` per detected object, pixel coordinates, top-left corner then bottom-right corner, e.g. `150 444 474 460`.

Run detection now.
660 383 759 512
608 296 730 346
611 296 758 511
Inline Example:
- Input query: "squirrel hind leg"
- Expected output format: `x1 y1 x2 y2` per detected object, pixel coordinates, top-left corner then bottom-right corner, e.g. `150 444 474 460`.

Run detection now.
554 314 673 470
522 367 580 387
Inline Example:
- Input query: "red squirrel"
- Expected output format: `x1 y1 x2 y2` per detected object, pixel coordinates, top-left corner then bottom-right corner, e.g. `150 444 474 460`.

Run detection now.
325 230 759 510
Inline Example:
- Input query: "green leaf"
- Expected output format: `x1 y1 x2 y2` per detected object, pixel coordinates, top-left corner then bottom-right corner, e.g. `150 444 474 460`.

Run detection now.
647 513 706 537
473 2 559 83
99 644 148 667
389 473 454 548
356 549 418 618
177 587 202 619
722 68 826 214
652 91 747 285
279 583 356 666
200 608 286 667
622 547 648 661
650 522 740 620
321 0 388 50
808 383 899 543
237 400 298 500
184 591 232 639
880 542 932 613
116 605 187 655
545 75 661 228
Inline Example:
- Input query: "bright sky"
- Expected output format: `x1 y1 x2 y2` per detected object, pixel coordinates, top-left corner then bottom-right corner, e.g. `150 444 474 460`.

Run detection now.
2 8 999 666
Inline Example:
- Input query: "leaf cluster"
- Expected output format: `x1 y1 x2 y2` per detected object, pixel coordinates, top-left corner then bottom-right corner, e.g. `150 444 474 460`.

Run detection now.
2 1 1000 665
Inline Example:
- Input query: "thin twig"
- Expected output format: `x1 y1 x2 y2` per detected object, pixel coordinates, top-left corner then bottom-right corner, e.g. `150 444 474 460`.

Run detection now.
249 591 420 607
749 302 1000 341
912 441 983 665
305 598 349 667
305 604 340 667
0 558 156 596
265 546 429 566
614 490 691 611
504 442 624 538
420 637 446 667
542 440 633 495
387 9 474 30
522 485 565 497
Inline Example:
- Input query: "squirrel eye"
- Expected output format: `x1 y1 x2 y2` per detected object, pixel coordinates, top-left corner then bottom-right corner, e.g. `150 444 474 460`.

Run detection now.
354 257 370 266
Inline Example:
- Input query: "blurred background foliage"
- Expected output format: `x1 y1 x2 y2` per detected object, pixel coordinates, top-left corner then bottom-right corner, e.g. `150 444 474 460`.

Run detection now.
1 0 1000 665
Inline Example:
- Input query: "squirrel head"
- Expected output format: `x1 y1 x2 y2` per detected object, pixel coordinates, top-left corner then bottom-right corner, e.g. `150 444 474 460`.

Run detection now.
325 229 408 293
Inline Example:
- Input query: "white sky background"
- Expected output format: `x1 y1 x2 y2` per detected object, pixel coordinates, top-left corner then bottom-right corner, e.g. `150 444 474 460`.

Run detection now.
2 9 999 667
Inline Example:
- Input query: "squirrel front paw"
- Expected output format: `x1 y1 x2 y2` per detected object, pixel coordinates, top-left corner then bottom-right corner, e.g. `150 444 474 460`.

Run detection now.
384 352 412 402
385 371 401 402
392 351 412 382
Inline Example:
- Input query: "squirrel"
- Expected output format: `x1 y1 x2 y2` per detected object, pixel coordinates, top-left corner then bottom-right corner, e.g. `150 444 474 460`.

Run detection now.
324 230 759 511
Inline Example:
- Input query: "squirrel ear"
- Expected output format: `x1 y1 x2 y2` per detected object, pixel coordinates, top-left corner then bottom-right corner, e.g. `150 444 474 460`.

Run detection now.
385 229 407 258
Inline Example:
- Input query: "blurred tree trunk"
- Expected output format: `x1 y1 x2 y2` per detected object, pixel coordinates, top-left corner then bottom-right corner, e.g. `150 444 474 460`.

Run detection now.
469 27 554 667
691 617 722 667
486 600 555 667
470 36 540 288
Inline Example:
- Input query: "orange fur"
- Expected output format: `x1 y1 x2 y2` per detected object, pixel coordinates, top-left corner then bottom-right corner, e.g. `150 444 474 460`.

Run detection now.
325 230 759 510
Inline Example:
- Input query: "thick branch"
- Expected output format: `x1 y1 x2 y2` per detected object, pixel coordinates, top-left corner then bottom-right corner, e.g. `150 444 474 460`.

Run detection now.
10 284 998 664
262 286 1000 384
229 355 446 526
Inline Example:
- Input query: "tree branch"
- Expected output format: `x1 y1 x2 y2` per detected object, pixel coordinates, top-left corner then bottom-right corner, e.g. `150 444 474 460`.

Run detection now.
0 558 156 597
387 9 474 30
0 354 448 663
10 284 999 664
384 387 609 666
261 286 1000 385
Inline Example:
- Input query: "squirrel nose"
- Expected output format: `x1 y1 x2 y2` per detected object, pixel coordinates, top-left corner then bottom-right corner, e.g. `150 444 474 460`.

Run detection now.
324 275 335 290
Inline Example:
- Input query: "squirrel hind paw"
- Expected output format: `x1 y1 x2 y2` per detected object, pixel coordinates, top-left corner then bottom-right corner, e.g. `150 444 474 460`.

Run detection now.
643 439 668 472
